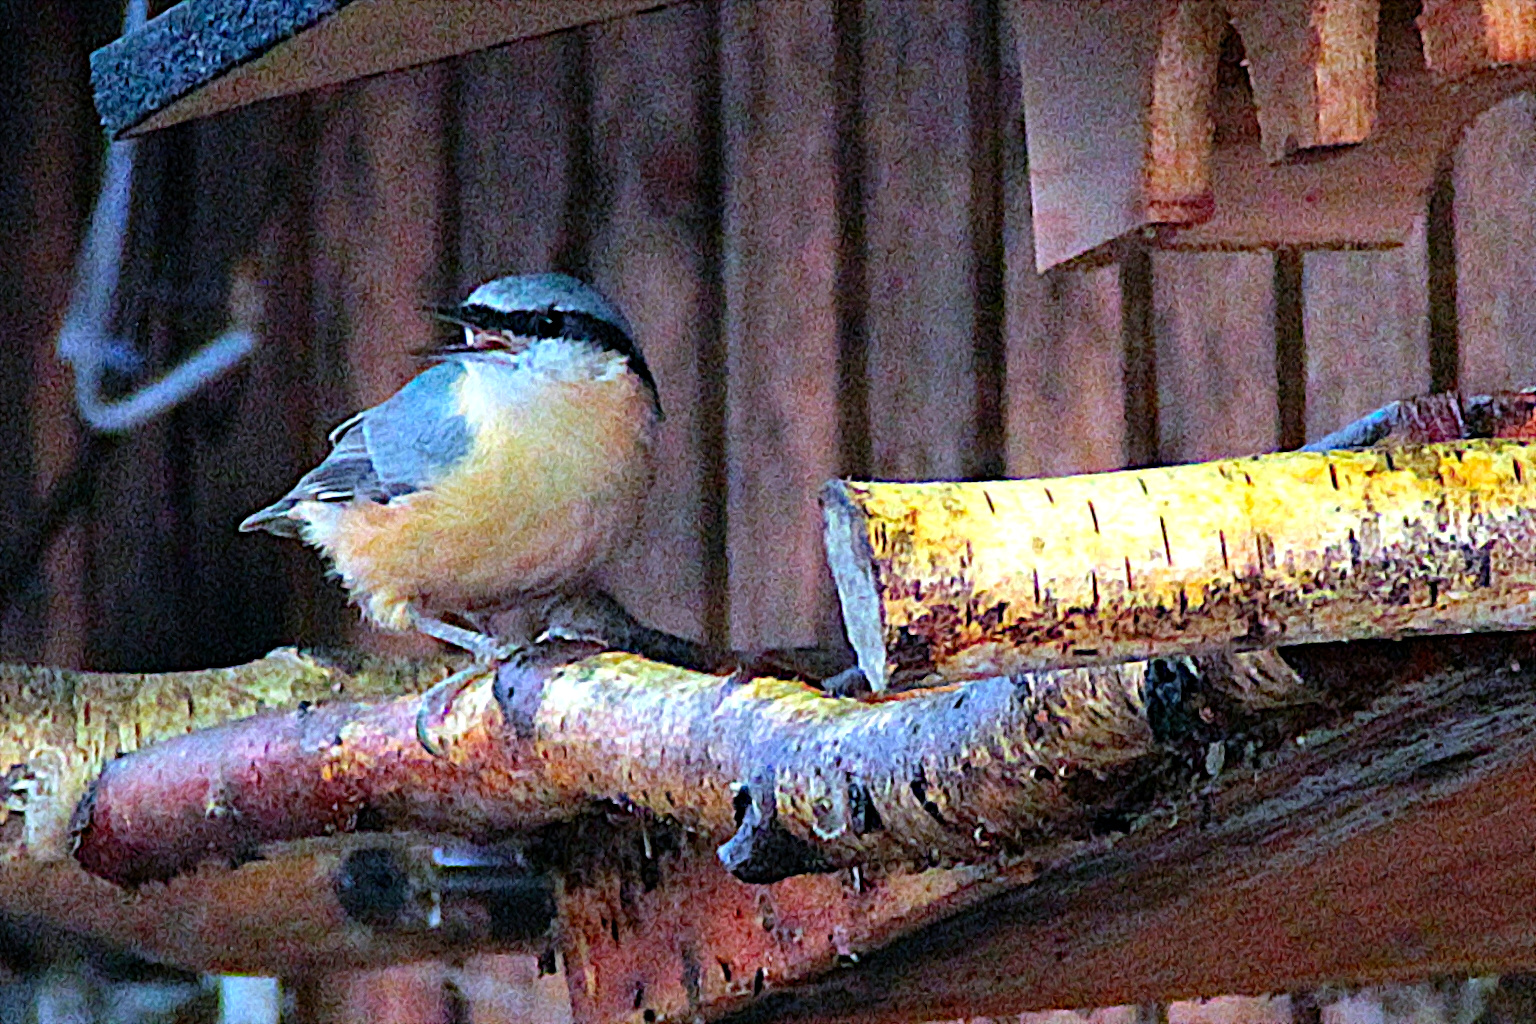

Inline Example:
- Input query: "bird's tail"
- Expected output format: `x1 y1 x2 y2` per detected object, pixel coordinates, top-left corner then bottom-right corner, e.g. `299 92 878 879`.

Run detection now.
238 501 302 537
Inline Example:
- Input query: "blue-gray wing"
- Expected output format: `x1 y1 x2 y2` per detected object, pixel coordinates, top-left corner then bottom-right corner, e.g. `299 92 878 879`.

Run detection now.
239 361 473 537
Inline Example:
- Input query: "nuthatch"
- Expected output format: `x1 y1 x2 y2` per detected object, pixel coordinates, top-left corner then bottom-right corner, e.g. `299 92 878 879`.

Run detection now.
241 273 660 748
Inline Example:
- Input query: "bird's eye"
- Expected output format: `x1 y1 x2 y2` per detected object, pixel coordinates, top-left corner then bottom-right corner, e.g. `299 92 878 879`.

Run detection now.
534 311 563 337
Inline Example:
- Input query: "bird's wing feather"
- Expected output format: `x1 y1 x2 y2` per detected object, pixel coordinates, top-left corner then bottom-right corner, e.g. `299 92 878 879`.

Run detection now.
239 362 473 535
363 361 474 493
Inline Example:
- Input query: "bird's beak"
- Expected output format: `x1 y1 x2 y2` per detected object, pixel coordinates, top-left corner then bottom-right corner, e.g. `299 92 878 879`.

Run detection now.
422 303 470 326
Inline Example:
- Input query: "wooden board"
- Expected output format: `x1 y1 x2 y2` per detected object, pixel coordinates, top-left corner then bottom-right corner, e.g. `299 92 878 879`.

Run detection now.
95 0 686 137
1455 91 1536 394
1153 252 1278 462
588 2 716 644
3 3 100 669
721 0 843 651
454 34 582 288
1002 7 1129 480
1302 217 1431 442
307 68 449 657
1004 259 1127 478
703 641 1536 1023
1011 0 1536 266
862 0 978 481
1010 0 1162 270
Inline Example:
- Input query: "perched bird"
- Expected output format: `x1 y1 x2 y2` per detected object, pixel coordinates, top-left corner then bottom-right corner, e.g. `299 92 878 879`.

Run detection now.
241 273 661 745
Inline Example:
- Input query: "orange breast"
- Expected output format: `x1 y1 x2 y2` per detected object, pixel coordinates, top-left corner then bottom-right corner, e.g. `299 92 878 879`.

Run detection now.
322 369 656 630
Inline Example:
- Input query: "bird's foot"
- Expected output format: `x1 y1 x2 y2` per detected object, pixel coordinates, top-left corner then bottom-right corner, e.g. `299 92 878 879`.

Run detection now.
410 612 520 756
409 611 512 662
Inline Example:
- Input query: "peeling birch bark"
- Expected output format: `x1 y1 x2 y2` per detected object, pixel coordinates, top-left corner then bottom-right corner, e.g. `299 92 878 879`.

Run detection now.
826 438 1536 691
73 646 1168 887
0 652 554 976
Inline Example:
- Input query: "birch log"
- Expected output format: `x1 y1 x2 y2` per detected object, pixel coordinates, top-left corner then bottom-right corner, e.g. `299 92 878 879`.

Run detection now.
824 438 1536 691
74 645 1177 887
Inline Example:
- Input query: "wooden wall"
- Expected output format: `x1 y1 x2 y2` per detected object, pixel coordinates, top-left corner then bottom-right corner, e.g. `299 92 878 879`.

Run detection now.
3 0 1536 675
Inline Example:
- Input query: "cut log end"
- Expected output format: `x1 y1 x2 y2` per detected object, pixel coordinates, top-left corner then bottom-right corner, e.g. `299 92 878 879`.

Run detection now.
821 481 890 692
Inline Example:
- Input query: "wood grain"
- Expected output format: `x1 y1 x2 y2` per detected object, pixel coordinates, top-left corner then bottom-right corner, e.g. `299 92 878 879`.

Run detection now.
1303 217 1431 442
1010 0 1162 269
721 0 842 650
309 67 448 657
588 2 715 644
1455 92 1536 394
1153 252 1277 462
454 34 580 288
862 0 977 482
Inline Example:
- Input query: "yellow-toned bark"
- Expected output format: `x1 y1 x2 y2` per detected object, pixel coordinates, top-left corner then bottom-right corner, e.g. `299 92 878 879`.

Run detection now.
1146 0 1224 224
825 439 1536 690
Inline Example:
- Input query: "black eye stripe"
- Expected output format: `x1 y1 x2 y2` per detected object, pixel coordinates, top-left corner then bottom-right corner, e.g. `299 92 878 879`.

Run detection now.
448 304 663 419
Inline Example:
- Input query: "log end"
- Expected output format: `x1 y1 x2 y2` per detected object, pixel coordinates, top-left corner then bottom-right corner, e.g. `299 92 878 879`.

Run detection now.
820 481 889 692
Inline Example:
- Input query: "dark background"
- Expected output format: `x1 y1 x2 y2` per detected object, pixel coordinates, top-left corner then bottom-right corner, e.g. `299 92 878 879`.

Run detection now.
1 0 1533 680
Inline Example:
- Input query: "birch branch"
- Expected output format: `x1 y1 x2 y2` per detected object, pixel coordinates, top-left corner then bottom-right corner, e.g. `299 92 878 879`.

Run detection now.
825 437 1536 692
72 645 1184 887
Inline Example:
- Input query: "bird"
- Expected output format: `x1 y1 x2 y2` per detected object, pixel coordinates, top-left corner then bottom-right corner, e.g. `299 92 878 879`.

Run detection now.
240 272 661 750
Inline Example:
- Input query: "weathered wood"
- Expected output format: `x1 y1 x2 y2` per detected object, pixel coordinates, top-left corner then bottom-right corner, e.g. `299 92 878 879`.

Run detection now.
721 0 843 650
1302 216 1430 443
93 0 689 137
454 32 579 287
1226 0 1380 162
709 635 1536 1022
1013 0 1536 261
1010 0 1161 269
1420 0 1536 78
863 0 980 482
1146 1 1224 225
588 1 715 645
308 66 448 657
7 3 99 669
1455 92 1536 395
1152 252 1277 462
825 438 1536 691
1000 15 1128 481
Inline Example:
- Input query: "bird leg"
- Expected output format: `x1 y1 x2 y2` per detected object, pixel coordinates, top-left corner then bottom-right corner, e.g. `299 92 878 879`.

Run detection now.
410 611 512 662
410 610 518 757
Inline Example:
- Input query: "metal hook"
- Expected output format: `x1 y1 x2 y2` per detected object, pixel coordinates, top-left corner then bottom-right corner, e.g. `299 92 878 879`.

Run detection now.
55 0 258 435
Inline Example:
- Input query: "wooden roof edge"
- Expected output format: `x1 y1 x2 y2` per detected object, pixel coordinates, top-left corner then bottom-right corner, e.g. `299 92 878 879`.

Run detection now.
91 0 345 138
90 0 681 139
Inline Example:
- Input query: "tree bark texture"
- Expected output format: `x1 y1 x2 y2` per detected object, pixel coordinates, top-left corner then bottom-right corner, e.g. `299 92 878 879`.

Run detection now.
826 437 1536 691
76 645 1225 888
0 651 556 976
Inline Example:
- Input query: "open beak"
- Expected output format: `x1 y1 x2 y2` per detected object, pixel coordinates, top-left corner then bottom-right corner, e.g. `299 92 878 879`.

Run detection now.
422 302 471 326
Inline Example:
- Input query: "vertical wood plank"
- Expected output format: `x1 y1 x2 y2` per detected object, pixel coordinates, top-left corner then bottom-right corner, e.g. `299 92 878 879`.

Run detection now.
84 125 185 671
722 0 842 650
1003 89 1121 469
1003 9 1127 481
587 2 714 643
6 2 101 668
1455 92 1536 394
176 101 329 665
1006 263 1127 478
455 35 581 288
862 0 977 481
1153 252 1278 462
1302 217 1431 442
307 67 447 655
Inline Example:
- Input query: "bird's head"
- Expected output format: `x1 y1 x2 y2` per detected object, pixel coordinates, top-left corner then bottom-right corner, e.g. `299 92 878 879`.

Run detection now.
426 273 661 416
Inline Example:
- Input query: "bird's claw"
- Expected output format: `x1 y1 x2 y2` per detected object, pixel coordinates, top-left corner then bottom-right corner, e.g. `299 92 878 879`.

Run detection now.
415 643 520 757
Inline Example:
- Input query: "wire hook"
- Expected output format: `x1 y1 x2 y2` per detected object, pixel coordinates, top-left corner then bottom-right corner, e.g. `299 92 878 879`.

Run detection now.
55 0 258 434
